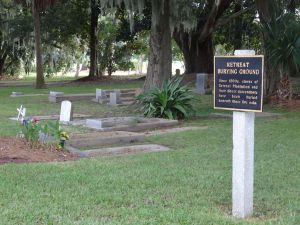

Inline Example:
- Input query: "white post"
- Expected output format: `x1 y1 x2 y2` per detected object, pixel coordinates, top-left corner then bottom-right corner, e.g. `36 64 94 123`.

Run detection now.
232 50 255 218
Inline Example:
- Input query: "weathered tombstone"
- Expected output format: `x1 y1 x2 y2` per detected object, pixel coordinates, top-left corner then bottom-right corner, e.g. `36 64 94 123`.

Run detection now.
86 119 102 129
109 90 122 105
49 91 64 103
214 49 263 218
17 105 26 121
59 100 73 123
96 89 107 103
195 73 208 95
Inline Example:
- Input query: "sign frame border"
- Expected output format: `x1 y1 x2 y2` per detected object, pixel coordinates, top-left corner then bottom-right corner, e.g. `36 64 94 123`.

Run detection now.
213 55 264 113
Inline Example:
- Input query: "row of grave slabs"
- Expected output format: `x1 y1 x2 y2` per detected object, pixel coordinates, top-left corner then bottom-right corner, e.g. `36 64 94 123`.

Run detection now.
46 89 202 157
64 117 205 157
48 89 180 157
10 88 206 157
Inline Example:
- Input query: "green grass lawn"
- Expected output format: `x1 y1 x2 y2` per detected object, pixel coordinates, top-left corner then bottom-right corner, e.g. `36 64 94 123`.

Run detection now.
0 84 299 225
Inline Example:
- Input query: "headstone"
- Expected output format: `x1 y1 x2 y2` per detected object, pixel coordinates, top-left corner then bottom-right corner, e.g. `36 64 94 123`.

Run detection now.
195 73 208 95
49 91 64 103
96 89 107 103
86 119 102 129
17 105 26 121
59 100 73 123
109 90 122 105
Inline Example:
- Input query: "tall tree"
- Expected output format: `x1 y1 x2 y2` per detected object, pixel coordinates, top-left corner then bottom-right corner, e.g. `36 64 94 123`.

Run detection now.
16 0 59 88
173 0 232 74
97 0 172 90
0 0 33 77
143 0 172 90
89 0 101 77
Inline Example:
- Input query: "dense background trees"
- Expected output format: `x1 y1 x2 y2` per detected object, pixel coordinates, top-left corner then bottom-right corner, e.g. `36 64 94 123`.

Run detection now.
0 0 299 95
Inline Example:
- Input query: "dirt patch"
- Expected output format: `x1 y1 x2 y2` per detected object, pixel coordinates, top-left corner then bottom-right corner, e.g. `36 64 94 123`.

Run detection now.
0 137 78 165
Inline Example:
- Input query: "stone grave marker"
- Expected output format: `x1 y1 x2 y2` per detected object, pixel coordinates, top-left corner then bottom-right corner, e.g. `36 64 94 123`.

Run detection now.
109 90 122 105
96 89 107 103
195 73 208 95
59 100 73 123
49 91 64 102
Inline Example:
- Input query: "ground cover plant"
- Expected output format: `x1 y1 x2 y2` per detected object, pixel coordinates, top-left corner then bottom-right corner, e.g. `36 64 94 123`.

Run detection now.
0 84 299 224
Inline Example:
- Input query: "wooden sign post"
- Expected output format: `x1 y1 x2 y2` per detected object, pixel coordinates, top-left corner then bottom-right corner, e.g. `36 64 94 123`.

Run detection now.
214 50 264 218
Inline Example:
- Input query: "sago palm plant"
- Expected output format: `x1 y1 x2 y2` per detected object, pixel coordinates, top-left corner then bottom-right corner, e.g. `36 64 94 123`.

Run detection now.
136 77 194 120
263 10 300 99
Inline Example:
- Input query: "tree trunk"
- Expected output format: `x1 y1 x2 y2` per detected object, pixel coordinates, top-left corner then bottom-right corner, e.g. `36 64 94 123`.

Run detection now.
143 0 172 91
172 0 231 75
75 63 81 77
0 60 5 77
233 0 243 49
0 54 7 77
89 0 100 77
173 31 214 74
33 3 45 88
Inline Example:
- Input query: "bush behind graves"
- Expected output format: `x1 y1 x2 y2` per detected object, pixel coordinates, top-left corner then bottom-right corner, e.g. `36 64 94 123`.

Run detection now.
136 77 194 120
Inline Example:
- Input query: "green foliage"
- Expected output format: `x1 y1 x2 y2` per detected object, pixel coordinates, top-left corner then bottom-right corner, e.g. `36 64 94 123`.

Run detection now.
98 16 138 75
0 0 34 76
214 0 261 52
263 13 300 77
21 118 41 146
136 77 194 120
41 0 89 76
21 119 69 149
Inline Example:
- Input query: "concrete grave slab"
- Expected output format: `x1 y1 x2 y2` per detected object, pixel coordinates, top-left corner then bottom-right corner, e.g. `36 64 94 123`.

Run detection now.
143 126 208 136
10 92 23 97
49 93 94 103
68 131 145 148
81 117 178 132
66 144 170 157
11 93 47 97
86 119 102 130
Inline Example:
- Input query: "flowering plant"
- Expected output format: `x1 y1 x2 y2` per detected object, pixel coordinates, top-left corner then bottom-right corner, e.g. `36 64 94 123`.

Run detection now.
21 117 41 146
21 118 69 149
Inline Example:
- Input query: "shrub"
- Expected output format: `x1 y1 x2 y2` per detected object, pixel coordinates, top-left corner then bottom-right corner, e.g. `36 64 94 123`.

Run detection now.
136 77 194 120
